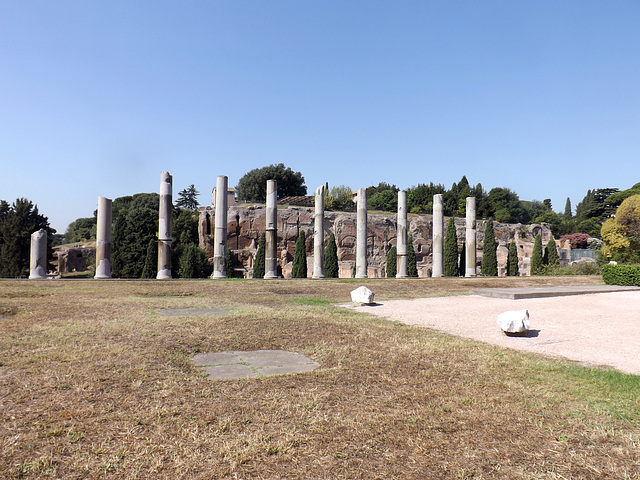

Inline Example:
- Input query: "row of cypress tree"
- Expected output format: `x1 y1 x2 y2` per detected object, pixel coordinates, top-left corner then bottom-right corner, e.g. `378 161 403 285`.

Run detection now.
254 230 419 279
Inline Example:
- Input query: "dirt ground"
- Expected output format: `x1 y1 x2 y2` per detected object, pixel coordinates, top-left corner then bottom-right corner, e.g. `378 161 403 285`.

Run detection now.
348 291 640 376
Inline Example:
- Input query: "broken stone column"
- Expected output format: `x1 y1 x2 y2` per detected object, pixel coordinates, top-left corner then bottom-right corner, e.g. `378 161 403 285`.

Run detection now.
157 171 173 280
312 184 325 279
264 179 278 279
94 196 112 279
29 229 47 279
396 190 408 278
465 196 477 277
432 193 444 277
212 175 228 279
355 187 368 278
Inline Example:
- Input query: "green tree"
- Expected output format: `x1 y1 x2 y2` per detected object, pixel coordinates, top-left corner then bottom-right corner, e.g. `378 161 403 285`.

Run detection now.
173 208 199 247
253 233 266 278
506 241 519 276
367 183 398 212
325 185 355 212
111 193 159 278
481 219 498 276
601 194 640 263
533 211 563 238
485 187 530 224
141 237 157 278
544 238 559 267
292 231 307 278
0 198 55 278
226 247 234 278
64 217 97 243
564 197 573 219
458 242 466 277
407 182 446 213
324 232 339 278
176 184 200 210
407 235 418 277
236 163 306 203
443 217 459 276
530 234 544 275
386 246 397 278
177 243 211 278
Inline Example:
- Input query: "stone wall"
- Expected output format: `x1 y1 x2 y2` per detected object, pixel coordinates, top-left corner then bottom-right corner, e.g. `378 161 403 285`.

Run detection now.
198 205 553 278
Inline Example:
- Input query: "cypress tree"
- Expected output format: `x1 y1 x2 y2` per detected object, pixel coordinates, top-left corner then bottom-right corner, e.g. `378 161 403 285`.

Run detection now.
458 242 466 277
292 231 307 278
481 219 498 276
253 233 266 279
178 243 200 278
407 235 418 277
226 247 234 278
443 217 458 276
545 238 559 267
323 232 339 278
141 238 157 278
530 233 544 275
386 246 397 278
564 197 572 219
506 241 519 276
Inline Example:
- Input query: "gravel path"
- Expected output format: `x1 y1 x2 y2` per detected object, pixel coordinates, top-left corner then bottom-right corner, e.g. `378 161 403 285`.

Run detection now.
347 291 640 376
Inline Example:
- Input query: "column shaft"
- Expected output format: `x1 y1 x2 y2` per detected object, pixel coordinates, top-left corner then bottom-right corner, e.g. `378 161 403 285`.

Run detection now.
264 179 278 279
29 229 47 279
95 196 113 279
465 196 477 277
396 190 408 278
213 175 228 278
312 185 325 278
355 188 368 278
432 194 444 277
157 171 173 279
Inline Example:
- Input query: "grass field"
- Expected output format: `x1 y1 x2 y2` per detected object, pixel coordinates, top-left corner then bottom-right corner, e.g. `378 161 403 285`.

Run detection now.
1 276 639 479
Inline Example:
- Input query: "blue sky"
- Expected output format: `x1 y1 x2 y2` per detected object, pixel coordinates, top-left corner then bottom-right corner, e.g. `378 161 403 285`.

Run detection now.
1 1 639 232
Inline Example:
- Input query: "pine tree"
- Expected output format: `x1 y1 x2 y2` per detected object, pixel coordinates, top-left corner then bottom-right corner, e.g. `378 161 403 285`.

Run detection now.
253 233 266 278
545 238 559 267
481 219 498 276
323 232 339 278
292 231 307 278
386 246 397 278
443 217 458 276
506 241 519 276
530 234 544 275
407 236 418 277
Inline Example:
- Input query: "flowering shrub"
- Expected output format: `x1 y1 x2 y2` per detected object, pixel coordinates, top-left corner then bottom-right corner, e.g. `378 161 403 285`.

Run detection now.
560 233 591 249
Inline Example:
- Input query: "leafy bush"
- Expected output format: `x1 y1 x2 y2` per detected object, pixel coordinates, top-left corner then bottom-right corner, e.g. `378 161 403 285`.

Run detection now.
543 262 600 276
386 246 397 278
560 233 591 249
602 263 640 286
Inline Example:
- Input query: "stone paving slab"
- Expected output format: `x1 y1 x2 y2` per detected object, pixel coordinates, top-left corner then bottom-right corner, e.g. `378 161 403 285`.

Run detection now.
472 284 640 300
158 308 231 316
193 350 320 380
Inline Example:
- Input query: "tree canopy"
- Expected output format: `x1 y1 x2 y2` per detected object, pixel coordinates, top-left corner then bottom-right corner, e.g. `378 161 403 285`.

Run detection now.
601 194 640 263
176 184 200 210
0 198 55 278
235 163 306 203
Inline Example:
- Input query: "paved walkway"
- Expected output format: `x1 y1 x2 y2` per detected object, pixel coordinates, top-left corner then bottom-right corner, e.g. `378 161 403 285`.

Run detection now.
347 288 640 376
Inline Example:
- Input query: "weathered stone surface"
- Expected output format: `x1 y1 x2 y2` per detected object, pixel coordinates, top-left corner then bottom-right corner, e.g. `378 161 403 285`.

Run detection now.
29 229 47 279
465 197 477 277
198 204 552 278
265 179 278 279
313 185 325 278
355 188 368 278
212 175 228 278
432 194 444 277
497 309 530 333
396 190 408 278
157 171 173 279
95 196 112 279
351 286 375 304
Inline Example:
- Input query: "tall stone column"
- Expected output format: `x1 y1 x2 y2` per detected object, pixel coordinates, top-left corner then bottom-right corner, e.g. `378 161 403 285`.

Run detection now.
465 196 477 277
94 196 112 279
396 190 408 278
157 171 173 280
29 229 47 279
432 193 444 277
264 179 279 279
212 175 228 279
312 184 325 279
355 187 368 278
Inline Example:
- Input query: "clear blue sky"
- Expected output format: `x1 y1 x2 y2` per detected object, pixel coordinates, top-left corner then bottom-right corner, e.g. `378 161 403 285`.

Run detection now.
1 1 639 233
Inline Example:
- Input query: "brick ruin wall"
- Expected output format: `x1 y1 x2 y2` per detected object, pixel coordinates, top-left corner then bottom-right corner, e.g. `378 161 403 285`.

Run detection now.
198 205 558 278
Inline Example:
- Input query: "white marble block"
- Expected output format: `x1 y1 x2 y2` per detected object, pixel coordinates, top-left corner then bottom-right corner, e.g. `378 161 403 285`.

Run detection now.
497 309 530 333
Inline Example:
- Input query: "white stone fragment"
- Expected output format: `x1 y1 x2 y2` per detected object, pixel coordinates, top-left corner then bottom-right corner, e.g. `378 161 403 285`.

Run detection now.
351 286 375 305
497 309 530 333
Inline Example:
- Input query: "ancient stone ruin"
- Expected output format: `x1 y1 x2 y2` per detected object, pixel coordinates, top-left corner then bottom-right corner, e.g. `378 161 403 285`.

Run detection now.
198 195 554 278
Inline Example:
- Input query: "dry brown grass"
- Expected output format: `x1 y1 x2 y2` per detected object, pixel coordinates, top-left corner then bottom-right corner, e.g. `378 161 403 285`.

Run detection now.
1 276 639 479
